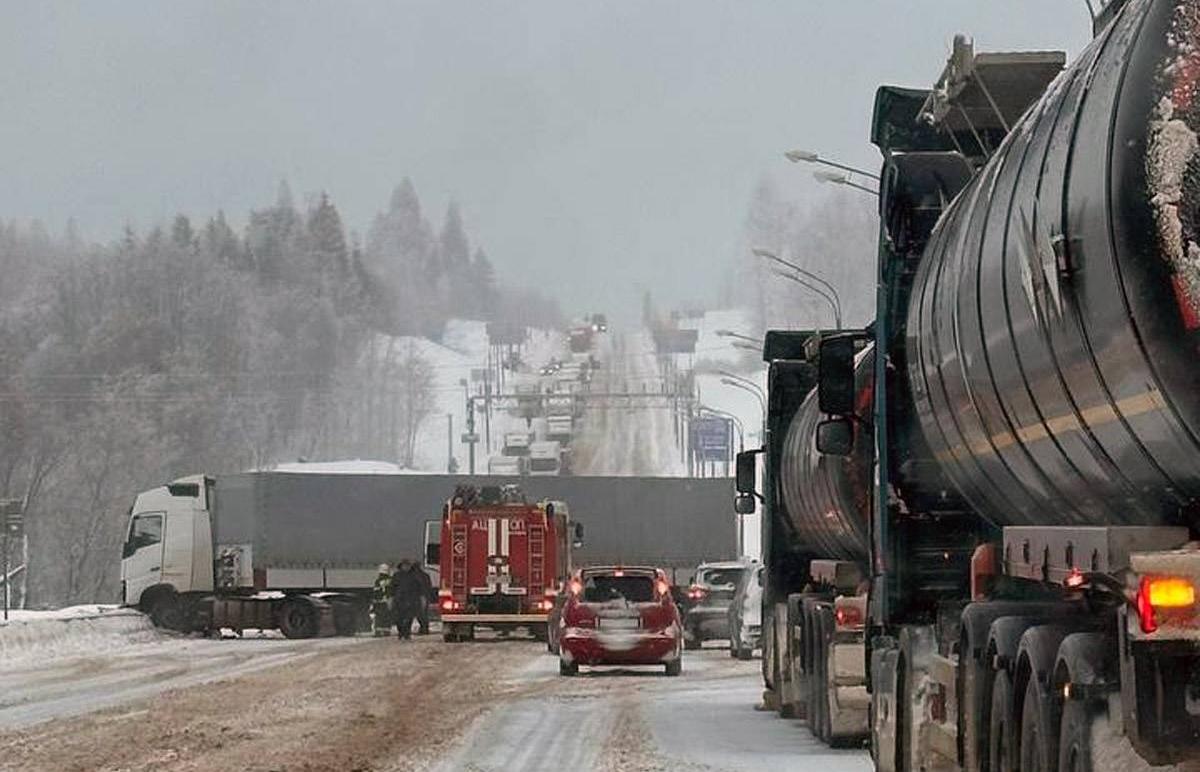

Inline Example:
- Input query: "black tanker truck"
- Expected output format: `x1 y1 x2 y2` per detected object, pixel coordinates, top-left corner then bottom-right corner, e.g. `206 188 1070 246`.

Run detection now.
737 1 1200 768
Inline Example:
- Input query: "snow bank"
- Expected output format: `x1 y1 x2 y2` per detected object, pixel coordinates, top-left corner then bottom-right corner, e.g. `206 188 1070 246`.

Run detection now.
0 606 160 669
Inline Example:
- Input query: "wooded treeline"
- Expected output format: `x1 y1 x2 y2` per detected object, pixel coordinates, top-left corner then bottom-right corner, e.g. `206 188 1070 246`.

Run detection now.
0 180 562 606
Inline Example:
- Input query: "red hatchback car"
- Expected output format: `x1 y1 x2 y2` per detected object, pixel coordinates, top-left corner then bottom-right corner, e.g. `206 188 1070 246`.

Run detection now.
557 566 684 676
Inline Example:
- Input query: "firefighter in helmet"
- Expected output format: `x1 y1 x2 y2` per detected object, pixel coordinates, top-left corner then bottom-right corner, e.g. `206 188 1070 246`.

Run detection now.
371 563 393 637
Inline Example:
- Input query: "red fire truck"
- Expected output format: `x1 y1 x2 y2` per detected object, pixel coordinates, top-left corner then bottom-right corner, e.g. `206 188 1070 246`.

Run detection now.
429 485 580 642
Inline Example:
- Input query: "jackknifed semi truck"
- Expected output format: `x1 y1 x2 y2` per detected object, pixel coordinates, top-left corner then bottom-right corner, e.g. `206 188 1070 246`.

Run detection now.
737 2 1200 768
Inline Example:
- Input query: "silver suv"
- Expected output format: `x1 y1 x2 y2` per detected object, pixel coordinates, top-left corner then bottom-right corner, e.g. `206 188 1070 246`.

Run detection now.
682 560 749 650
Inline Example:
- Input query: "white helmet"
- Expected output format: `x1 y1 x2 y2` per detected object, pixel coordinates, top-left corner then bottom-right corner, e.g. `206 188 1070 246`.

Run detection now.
378 563 391 574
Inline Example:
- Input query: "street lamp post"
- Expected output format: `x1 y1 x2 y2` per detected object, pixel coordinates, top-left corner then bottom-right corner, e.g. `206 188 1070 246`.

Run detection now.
812 169 879 196
771 268 843 329
715 329 764 346
784 149 880 181
753 248 844 329
718 377 766 423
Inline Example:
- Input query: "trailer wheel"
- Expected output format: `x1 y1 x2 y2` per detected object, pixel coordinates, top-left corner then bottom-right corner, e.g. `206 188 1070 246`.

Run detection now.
1057 700 1099 772
331 600 362 637
278 600 318 639
989 669 1016 772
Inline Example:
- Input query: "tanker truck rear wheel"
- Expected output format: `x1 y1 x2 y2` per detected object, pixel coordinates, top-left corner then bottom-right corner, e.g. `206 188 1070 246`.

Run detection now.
1019 672 1057 772
278 600 318 639
1057 700 1100 772
989 669 1016 772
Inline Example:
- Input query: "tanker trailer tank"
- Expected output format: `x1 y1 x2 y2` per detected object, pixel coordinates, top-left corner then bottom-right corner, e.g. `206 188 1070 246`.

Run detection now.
907 0 1200 531
778 345 874 565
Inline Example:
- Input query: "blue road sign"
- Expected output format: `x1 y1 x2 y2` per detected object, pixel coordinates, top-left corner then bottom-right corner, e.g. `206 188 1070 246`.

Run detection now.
692 417 731 462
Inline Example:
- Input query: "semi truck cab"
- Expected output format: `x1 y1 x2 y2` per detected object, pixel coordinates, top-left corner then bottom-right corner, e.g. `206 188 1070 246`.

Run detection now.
121 476 214 618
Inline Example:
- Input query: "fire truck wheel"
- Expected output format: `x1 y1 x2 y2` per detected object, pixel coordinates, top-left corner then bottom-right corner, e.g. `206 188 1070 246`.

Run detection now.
559 658 579 677
1057 699 1099 772
532 624 548 643
443 624 459 642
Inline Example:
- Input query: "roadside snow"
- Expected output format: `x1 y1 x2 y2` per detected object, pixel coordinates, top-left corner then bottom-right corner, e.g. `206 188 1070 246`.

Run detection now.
0 607 160 669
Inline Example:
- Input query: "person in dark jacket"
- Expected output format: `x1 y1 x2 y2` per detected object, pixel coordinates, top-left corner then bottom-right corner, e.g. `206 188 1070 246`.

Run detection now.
413 562 434 635
392 559 424 640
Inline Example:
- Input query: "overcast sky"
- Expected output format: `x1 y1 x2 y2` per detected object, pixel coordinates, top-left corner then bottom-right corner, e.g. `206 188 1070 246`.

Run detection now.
1 2 1090 319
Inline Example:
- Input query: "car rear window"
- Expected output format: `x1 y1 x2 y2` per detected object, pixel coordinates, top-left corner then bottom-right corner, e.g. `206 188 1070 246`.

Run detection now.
582 574 655 603
699 567 744 588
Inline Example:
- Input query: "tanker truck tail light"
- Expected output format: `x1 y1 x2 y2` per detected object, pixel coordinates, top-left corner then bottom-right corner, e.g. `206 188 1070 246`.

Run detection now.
834 596 866 630
1135 576 1197 634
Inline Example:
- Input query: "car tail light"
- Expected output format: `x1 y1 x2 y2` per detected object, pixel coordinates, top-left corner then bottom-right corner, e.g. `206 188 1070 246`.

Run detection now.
1135 576 1197 633
687 585 707 601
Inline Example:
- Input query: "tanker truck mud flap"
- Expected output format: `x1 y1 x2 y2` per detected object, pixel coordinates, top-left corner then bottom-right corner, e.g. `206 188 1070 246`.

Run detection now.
827 624 869 746
871 626 950 772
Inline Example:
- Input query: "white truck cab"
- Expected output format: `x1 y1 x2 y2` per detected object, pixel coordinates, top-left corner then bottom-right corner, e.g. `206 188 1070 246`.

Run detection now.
121 475 214 611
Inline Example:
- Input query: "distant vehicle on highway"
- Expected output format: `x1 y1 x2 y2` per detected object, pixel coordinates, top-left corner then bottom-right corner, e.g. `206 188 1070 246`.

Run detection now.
726 562 763 660
501 431 532 456
486 455 527 476
590 313 608 333
682 560 748 650
546 415 573 444
557 566 683 676
528 440 563 476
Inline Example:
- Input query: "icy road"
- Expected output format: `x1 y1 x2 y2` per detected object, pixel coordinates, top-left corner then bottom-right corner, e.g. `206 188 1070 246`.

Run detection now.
0 635 869 772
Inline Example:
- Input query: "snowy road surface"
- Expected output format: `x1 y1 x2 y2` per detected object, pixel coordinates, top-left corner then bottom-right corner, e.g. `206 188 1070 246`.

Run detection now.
0 634 869 771
0 634 353 731
434 645 870 772
573 331 687 477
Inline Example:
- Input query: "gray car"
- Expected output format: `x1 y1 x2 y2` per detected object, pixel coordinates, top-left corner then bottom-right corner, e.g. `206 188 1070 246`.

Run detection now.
682 560 749 649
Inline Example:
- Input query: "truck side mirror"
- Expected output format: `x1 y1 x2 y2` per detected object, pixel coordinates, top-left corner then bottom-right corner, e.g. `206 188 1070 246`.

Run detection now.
816 418 854 456
425 542 441 567
734 494 756 515
573 522 584 549
735 450 758 495
818 336 857 416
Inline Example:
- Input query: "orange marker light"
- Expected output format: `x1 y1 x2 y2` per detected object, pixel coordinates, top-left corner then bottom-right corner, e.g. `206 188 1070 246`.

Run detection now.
1147 577 1195 608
